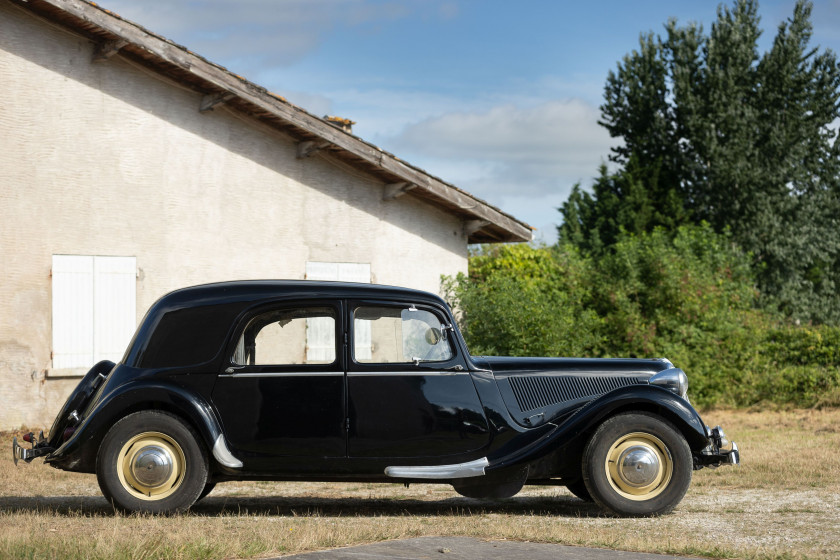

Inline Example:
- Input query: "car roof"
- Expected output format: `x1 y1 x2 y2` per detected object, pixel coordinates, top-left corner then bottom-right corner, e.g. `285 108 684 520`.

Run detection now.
158 280 447 307
125 280 451 370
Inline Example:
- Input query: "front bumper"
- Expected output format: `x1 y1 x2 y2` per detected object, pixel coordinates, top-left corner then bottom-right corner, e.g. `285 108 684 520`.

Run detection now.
12 433 54 466
694 425 740 469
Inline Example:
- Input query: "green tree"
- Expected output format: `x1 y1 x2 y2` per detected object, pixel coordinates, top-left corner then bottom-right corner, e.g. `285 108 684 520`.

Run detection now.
558 157 687 254
561 0 840 323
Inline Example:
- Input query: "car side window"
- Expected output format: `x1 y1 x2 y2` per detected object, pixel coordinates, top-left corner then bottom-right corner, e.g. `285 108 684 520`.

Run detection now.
353 305 453 364
232 306 336 365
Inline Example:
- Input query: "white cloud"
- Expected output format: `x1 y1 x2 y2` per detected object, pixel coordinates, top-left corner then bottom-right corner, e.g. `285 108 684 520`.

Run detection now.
97 0 615 241
357 98 614 242
101 0 445 69
388 99 613 196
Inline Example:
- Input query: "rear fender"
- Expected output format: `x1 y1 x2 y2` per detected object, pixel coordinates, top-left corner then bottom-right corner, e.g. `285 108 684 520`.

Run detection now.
47 360 116 449
45 380 233 473
486 385 707 472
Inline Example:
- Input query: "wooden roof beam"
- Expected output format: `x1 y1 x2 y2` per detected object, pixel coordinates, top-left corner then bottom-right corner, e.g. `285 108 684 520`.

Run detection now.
200 92 235 113
91 39 127 62
464 220 491 237
297 140 331 159
383 182 416 201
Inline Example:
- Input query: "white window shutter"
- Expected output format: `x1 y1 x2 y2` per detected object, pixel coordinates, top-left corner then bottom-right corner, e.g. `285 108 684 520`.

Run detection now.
337 264 372 358
93 256 136 363
52 255 136 371
337 263 371 283
306 261 371 283
52 255 95 369
305 261 338 281
306 316 335 362
305 261 371 360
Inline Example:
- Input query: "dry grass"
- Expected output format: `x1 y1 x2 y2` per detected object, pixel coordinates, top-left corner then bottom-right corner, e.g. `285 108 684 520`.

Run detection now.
2 409 839 560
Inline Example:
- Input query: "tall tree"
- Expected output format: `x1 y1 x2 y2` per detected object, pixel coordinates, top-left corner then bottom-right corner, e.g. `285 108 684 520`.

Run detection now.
561 0 840 323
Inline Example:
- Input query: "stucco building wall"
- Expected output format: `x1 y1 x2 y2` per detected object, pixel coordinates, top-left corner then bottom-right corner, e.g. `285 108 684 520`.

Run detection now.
0 2 468 429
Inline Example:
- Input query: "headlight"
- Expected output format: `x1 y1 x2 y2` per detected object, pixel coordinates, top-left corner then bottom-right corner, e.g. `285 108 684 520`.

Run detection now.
649 368 689 399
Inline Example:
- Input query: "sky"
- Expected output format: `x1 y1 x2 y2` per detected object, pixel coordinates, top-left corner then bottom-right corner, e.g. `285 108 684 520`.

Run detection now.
101 0 840 244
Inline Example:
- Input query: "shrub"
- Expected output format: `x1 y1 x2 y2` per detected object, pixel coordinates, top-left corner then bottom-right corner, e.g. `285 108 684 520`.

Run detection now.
443 244 602 357
443 225 840 408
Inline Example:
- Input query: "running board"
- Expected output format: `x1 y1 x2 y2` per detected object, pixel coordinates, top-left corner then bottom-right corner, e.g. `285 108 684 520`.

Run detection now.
384 457 489 479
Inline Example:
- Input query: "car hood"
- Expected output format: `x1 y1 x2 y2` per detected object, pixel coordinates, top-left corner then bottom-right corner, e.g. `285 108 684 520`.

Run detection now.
471 356 673 377
471 356 674 428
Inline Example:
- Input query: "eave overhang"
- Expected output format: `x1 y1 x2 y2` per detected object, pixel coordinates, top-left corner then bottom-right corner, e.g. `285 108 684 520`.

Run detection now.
8 0 533 243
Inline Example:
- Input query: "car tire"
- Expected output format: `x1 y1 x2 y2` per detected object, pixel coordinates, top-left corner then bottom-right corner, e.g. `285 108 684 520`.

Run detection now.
582 412 692 517
96 410 208 514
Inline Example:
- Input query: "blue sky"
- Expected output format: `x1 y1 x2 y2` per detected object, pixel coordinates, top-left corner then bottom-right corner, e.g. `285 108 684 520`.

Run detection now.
102 0 840 243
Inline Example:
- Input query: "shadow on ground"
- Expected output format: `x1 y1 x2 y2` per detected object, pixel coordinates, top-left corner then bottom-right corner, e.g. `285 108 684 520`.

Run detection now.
0 494 603 518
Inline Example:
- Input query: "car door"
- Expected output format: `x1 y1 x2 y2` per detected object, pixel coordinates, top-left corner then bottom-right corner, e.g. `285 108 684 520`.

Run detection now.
212 302 346 468
346 300 490 458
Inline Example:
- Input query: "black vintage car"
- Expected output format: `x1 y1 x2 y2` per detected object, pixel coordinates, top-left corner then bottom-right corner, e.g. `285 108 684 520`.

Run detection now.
14 281 738 516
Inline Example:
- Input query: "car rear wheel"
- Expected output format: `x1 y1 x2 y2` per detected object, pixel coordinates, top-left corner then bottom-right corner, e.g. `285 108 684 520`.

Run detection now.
582 412 691 517
96 411 208 513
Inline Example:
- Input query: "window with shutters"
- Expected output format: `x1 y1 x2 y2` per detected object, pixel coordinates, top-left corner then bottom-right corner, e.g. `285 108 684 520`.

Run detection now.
305 261 371 359
51 255 137 373
352 306 454 364
231 307 336 366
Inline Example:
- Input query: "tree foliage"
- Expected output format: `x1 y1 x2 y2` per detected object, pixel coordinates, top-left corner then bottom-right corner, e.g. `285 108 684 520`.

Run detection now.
445 226 840 408
443 244 602 358
559 0 840 324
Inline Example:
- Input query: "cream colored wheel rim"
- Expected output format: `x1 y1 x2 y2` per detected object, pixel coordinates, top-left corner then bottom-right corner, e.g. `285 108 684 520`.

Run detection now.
604 431 672 501
116 432 186 501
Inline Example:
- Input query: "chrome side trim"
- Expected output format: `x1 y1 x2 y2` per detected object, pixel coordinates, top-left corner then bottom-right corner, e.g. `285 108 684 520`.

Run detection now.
212 435 243 468
384 457 489 479
220 371 468 378
348 371 468 377
219 372 344 378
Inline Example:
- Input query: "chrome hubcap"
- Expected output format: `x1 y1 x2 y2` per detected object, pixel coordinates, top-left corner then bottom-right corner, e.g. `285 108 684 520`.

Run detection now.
131 445 174 487
604 432 673 501
618 445 660 487
116 432 186 501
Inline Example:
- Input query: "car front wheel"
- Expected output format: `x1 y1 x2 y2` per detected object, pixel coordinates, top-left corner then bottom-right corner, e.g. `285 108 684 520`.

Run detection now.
582 412 692 517
96 411 208 513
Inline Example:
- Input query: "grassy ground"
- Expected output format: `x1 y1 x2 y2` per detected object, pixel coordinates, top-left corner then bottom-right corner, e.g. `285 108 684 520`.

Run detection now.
1 408 839 560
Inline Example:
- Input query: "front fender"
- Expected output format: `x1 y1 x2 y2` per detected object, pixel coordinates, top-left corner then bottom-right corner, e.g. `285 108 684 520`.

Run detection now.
45 380 226 473
486 385 708 472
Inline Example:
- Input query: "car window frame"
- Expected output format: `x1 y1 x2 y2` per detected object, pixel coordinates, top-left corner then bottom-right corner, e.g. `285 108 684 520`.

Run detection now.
347 299 465 372
222 299 344 373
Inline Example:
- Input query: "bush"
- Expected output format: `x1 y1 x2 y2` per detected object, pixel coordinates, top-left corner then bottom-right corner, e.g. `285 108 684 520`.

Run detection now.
443 244 602 357
444 225 840 408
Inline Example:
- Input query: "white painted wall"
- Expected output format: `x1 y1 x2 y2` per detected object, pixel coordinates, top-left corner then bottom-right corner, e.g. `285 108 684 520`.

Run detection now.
0 2 468 429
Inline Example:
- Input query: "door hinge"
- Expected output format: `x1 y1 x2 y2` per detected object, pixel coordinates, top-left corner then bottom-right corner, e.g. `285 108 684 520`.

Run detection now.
345 417 350 431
